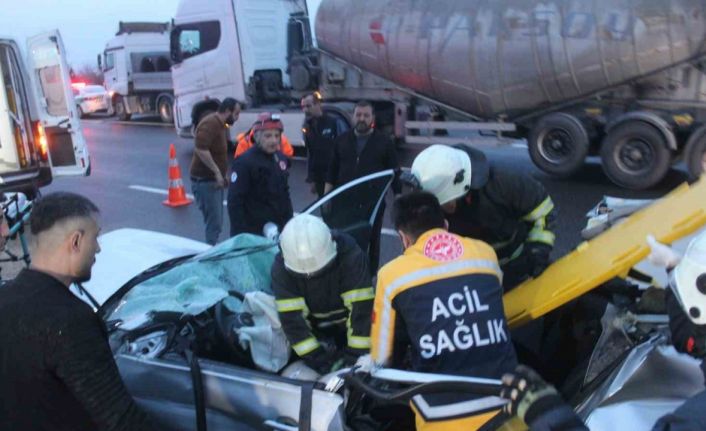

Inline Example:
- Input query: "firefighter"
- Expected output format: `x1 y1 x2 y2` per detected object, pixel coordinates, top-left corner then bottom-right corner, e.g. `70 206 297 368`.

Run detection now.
227 113 293 236
499 232 706 431
409 144 556 289
233 121 294 158
371 192 518 431
272 214 373 374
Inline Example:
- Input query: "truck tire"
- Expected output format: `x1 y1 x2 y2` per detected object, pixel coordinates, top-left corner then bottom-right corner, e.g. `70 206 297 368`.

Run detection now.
684 125 706 181
528 113 589 177
114 96 131 121
158 97 174 124
600 121 671 190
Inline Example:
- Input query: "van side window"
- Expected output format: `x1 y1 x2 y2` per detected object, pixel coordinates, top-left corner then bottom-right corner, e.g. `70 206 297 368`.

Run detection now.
176 21 221 62
0 45 32 171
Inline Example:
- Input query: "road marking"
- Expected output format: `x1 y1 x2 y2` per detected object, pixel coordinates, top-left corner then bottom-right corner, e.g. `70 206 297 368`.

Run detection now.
129 184 398 237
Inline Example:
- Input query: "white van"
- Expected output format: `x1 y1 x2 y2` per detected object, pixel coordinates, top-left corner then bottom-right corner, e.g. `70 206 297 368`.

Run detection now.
0 30 89 196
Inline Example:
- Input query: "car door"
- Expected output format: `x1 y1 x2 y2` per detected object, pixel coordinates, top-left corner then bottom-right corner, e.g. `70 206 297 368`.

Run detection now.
303 169 395 258
26 30 89 176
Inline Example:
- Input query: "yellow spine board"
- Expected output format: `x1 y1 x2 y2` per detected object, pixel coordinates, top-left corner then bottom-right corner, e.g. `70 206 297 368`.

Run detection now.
504 178 706 329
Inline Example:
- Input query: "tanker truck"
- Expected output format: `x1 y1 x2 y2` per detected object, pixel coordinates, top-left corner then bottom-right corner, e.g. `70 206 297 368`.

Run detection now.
171 0 706 189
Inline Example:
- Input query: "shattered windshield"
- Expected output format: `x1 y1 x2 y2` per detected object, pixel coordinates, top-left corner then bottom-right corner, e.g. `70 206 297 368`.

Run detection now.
106 234 278 330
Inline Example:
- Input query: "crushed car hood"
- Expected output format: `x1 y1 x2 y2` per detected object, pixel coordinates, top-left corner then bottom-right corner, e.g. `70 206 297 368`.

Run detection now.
79 229 211 306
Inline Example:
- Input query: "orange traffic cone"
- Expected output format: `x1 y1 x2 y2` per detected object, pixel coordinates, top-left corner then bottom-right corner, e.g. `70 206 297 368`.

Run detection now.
163 143 193 207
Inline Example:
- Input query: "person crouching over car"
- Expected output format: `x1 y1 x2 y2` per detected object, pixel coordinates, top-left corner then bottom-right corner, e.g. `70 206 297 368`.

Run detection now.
271 214 374 375
371 192 518 431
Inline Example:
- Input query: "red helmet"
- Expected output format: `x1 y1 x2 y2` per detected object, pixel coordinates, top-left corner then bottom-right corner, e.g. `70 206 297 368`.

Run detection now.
252 112 284 132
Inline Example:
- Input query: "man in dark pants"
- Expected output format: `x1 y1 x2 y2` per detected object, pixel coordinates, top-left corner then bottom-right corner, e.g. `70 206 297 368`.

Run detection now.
190 97 241 245
325 101 401 273
228 113 294 236
0 193 158 431
410 144 556 290
301 93 339 199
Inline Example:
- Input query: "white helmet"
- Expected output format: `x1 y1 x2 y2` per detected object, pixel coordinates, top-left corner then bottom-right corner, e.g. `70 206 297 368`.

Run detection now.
280 214 337 276
411 145 485 205
672 230 706 324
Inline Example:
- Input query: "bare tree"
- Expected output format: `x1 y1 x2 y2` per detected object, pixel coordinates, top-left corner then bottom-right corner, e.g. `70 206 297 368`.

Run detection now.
70 64 104 85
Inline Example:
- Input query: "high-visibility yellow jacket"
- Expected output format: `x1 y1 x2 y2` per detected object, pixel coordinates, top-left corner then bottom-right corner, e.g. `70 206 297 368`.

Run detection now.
371 228 517 431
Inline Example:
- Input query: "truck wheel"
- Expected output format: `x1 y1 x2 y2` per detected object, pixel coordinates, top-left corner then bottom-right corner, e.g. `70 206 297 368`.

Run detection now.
600 121 671 189
114 96 131 121
684 125 706 181
528 113 589 177
158 97 174 124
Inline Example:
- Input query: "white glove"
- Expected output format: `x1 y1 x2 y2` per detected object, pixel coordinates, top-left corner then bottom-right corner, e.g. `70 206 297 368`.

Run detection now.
646 235 681 269
354 354 375 373
263 222 279 243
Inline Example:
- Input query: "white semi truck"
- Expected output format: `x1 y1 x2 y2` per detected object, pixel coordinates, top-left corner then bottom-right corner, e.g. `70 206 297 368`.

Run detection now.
0 30 90 197
100 22 175 124
171 0 706 189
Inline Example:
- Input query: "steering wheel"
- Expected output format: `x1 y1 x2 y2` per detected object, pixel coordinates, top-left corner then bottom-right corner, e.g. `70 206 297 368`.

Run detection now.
213 290 255 366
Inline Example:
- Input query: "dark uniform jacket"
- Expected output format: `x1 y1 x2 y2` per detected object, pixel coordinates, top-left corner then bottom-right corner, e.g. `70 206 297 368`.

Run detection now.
303 114 339 184
0 269 156 431
227 146 294 236
327 129 402 193
271 233 374 372
447 146 556 287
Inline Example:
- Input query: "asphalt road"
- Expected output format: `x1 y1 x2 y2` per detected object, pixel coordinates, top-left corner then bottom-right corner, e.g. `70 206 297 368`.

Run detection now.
41 115 692 269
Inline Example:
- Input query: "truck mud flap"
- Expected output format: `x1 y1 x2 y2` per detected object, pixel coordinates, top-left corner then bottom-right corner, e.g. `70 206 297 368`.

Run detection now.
504 178 706 328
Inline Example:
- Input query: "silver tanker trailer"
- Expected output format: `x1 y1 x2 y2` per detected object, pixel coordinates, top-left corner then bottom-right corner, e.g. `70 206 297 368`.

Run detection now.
286 0 706 189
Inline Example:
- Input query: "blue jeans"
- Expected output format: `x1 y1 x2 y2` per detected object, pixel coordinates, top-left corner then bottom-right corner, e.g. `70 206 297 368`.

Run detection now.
192 180 224 245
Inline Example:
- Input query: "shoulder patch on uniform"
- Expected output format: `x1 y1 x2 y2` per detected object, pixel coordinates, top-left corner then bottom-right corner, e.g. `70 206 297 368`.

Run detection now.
230 172 238 183
423 233 464 262
279 160 287 171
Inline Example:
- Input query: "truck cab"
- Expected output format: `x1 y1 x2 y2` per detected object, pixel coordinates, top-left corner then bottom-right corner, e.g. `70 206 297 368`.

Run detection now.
100 22 174 124
0 30 90 197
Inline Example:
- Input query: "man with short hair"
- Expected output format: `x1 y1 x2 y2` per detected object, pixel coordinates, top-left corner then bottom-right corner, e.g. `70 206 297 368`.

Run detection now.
0 192 158 431
190 97 241 245
301 93 339 198
227 112 293 236
325 100 401 273
371 191 517 431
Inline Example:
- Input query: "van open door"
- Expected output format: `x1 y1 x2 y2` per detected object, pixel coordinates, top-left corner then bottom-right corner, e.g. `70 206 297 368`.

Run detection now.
26 30 90 177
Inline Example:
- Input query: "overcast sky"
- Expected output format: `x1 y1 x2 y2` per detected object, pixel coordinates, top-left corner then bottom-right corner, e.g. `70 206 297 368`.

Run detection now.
0 0 178 68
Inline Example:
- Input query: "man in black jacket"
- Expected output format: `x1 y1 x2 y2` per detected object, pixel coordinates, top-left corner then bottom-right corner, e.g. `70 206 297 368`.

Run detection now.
301 93 340 199
325 100 401 194
410 144 556 289
325 101 401 273
228 113 294 236
272 214 373 374
0 192 158 431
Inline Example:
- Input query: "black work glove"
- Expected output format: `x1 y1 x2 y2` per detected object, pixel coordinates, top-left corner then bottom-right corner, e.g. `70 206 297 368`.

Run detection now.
525 243 552 277
666 290 706 359
501 365 588 431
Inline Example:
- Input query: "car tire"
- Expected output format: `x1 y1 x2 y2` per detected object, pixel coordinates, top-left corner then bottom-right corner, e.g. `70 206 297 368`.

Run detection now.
600 121 671 190
158 97 174 124
528 112 589 178
114 96 131 121
684 125 706 181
